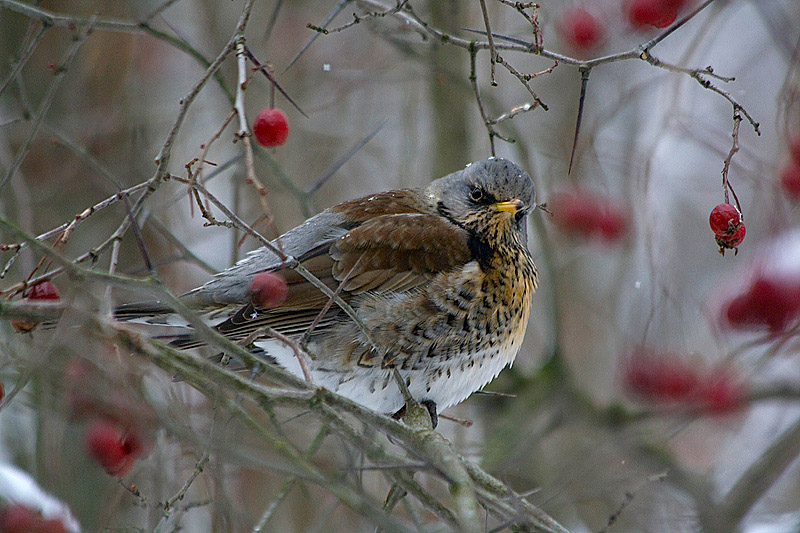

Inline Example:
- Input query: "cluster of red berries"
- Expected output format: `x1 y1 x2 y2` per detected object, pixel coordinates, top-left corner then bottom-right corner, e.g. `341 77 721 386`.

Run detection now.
10 280 60 333
557 0 693 55
549 188 629 242
0 505 71 533
253 108 289 147
723 271 800 332
709 203 745 254
780 134 800 198
622 349 745 414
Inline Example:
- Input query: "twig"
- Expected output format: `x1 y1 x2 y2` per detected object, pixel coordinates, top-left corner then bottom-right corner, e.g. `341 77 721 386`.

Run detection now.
253 428 329 531
438 413 473 428
721 110 743 210
307 0 408 35
0 16 96 193
146 216 217 274
47 125 156 276
141 0 181 22
264 327 314 384
233 41 278 231
0 0 234 102
494 54 551 110
717 416 800 530
0 1 259 295
300 256 362 347
496 1 542 52
187 110 236 215
489 102 533 125
307 119 387 195
163 452 210 511
244 47 308 117
690 72 760 134
598 471 667 533
638 51 734 81
0 22 48 98
478 0 497 86
264 0 283 42
0 182 150 253
285 0 352 73
470 43 499 155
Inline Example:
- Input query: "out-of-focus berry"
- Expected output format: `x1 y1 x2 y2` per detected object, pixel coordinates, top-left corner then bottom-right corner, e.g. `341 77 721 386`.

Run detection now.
549 189 630 243
557 7 606 55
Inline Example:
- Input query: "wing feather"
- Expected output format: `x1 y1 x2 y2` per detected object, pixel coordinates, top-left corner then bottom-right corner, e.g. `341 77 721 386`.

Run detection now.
171 200 473 350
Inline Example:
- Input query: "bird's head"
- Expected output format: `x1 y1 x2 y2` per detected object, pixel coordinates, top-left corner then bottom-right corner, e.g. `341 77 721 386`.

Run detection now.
427 158 535 242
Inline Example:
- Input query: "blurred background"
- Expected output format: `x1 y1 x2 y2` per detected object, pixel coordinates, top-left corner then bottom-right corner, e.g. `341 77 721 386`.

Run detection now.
1 0 800 531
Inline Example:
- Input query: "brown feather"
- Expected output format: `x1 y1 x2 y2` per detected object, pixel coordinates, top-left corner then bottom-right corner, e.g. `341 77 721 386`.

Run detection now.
194 196 472 346
330 213 472 295
330 189 431 222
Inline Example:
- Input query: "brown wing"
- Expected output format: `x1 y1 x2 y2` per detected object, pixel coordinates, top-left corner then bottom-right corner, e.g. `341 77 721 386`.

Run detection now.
202 212 472 345
330 213 472 294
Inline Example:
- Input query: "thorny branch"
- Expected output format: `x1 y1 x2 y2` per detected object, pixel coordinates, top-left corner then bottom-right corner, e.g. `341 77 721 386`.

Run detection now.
0 0 234 102
352 0 759 162
306 0 409 35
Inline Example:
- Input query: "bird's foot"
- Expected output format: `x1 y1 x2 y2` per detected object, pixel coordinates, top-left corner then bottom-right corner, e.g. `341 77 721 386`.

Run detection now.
391 400 438 429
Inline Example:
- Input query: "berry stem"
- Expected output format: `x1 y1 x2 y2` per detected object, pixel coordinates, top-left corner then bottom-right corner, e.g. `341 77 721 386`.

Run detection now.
268 63 275 109
721 109 743 215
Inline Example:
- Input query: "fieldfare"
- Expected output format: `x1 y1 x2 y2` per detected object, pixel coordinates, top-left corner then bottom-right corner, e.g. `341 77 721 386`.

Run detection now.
118 158 538 424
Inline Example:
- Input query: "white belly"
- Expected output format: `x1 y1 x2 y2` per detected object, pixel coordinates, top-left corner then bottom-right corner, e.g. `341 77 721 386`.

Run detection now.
255 337 520 414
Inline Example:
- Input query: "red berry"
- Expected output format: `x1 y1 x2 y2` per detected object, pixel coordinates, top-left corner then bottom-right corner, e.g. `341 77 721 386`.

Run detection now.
253 108 289 147
708 203 741 236
699 370 745 414
549 189 629 242
725 274 800 331
557 7 605 54
26 280 60 300
84 419 142 477
627 0 679 29
622 349 700 402
780 161 800 199
0 505 69 533
249 272 289 309
598 210 628 241
715 223 745 250
12 281 61 333
1 505 43 533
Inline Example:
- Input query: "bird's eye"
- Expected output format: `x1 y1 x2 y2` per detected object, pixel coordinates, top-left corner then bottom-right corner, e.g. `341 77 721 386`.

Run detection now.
470 187 483 202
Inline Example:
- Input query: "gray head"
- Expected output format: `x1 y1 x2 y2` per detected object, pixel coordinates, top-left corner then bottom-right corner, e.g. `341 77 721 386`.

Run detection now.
426 158 535 239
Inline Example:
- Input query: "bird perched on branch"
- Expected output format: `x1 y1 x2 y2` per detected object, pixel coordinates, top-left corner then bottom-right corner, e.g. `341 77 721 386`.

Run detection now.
118 158 538 426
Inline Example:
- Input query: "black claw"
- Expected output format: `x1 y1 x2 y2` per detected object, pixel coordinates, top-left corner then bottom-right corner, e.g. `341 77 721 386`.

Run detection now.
391 404 406 420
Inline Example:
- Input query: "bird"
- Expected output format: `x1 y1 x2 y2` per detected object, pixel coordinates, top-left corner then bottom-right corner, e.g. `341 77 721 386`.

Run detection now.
117 157 538 426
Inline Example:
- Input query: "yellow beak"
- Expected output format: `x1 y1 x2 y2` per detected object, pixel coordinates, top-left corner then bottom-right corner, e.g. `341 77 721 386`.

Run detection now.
494 199 525 215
